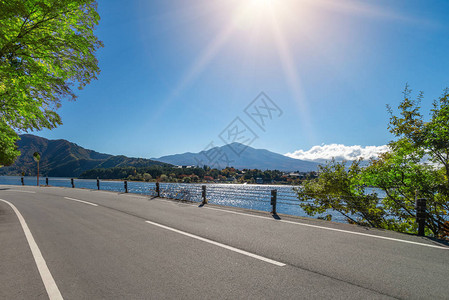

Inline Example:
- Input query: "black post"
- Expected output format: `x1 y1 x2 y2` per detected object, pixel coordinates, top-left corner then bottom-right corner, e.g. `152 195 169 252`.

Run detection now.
97 177 100 190
124 180 128 193
271 189 277 215
156 182 160 197
202 185 207 204
46 177 48 186
71 178 75 188
416 198 427 236
21 177 24 186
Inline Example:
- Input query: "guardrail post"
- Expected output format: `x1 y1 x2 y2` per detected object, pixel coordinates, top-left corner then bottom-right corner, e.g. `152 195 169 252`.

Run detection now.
97 177 100 190
156 182 160 197
271 189 277 214
21 177 24 186
71 178 75 188
46 177 48 186
202 185 207 204
416 198 427 236
124 180 128 193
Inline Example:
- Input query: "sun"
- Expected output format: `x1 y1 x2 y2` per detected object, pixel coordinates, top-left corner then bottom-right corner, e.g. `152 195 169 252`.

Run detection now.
234 0 278 29
250 0 274 10
247 0 277 15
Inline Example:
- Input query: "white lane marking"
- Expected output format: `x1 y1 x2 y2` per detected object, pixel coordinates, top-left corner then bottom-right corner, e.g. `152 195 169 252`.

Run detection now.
154 200 449 250
63 197 98 207
202 206 449 250
0 198 64 300
145 220 286 267
7 190 36 193
203 206 273 221
279 219 449 250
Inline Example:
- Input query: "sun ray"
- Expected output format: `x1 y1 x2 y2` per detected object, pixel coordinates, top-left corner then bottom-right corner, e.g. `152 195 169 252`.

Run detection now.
149 4 249 121
148 0 418 125
267 8 318 145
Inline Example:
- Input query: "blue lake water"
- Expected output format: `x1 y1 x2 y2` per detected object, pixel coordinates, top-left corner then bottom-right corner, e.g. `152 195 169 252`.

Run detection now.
0 176 347 222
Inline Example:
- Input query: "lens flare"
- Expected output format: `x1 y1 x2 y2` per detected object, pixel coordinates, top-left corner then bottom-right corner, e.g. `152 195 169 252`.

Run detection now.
250 0 273 10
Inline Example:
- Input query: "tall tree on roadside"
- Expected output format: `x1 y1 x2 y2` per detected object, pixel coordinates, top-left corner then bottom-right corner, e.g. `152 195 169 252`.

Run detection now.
295 86 449 238
0 0 103 166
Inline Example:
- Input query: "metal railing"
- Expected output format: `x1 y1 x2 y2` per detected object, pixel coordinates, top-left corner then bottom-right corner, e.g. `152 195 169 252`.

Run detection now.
5 176 445 236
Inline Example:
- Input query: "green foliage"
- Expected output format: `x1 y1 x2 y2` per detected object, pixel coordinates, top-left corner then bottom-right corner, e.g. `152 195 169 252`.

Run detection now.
0 121 20 166
32 151 40 162
143 173 152 182
79 165 311 185
361 141 446 235
295 159 388 228
0 0 102 165
296 86 449 238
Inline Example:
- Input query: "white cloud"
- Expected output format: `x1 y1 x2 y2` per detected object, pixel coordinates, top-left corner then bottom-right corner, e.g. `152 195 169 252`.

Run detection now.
285 144 389 162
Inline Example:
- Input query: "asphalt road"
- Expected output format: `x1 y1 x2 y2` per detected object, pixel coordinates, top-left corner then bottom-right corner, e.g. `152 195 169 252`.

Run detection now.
1 185 448 299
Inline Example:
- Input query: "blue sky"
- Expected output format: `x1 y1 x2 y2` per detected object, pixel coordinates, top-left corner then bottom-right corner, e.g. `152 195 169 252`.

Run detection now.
37 0 449 160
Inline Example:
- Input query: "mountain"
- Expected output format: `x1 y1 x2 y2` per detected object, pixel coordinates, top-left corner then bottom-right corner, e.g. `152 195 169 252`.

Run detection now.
0 134 170 177
155 142 319 172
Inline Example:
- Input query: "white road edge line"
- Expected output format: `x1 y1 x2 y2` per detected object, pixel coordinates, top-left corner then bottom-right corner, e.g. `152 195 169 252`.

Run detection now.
0 198 63 300
201 206 449 250
145 220 286 267
154 200 449 250
64 197 98 207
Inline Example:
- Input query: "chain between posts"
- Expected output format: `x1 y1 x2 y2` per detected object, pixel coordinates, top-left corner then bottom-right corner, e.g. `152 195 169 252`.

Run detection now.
24 177 438 237
23 178 292 217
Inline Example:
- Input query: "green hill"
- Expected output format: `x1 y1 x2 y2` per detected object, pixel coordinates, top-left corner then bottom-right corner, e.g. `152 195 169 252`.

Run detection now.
0 134 170 177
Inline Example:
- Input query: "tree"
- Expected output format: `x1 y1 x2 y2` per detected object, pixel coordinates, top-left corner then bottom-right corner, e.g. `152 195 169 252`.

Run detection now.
0 0 102 165
295 86 449 238
295 158 389 228
361 139 447 235
0 121 20 165
143 173 152 182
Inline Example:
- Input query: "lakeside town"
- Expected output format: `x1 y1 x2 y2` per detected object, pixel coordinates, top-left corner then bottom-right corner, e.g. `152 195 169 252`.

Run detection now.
80 165 319 185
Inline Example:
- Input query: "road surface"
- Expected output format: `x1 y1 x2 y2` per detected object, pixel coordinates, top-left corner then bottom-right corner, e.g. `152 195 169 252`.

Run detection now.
1 185 448 299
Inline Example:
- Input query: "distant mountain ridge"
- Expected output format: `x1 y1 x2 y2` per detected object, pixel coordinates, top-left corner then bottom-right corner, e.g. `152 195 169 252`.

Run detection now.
0 135 318 177
155 142 319 172
0 134 170 177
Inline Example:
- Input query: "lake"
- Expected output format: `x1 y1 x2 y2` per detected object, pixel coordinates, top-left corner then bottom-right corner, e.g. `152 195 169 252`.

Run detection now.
0 176 349 222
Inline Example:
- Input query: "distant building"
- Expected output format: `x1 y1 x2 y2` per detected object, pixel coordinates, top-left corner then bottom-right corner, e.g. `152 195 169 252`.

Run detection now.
256 177 263 184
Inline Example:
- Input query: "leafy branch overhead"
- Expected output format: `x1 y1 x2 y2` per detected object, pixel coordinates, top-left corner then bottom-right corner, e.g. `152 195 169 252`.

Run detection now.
0 0 102 165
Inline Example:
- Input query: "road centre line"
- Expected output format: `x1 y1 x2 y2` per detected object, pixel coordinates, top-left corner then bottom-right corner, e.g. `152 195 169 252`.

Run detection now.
0 199 63 300
145 220 286 267
156 200 449 250
64 197 98 207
